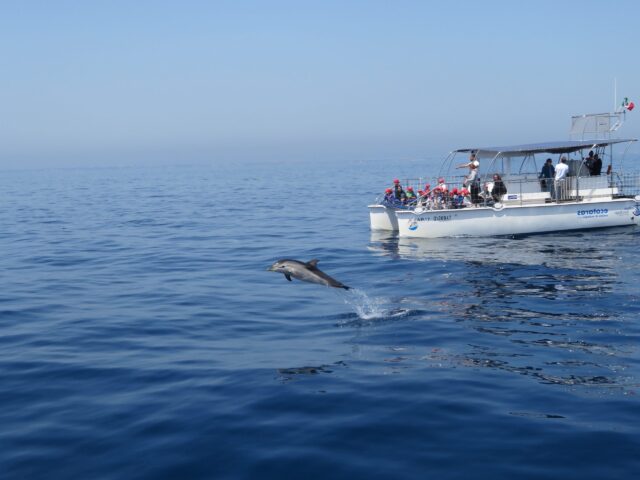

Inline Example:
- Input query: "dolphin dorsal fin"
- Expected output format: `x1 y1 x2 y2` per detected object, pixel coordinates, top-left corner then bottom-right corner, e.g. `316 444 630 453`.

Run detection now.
307 259 319 268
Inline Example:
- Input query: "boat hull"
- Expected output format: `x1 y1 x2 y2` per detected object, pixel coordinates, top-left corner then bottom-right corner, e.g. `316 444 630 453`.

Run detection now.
368 205 399 231
395 199 639 238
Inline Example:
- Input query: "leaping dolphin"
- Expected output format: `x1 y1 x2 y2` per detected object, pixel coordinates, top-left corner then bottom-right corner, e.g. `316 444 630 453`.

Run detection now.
268 259 351 290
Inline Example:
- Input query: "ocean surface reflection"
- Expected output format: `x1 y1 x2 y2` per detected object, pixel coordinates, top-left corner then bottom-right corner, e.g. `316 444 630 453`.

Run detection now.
368 230 639 391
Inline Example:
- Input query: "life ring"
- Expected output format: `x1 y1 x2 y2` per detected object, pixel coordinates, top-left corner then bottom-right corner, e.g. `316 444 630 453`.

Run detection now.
414 207 425 214
493 202 504 211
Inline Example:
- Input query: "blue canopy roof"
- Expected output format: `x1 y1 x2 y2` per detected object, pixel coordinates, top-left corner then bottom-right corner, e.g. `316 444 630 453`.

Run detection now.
455 138 636 156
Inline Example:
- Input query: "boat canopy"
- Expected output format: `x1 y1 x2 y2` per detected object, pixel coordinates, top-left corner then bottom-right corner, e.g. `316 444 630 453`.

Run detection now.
455 138 637 157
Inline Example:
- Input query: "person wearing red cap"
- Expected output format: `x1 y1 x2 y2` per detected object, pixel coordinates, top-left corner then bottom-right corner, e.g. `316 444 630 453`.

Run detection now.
405 186 417 205
392 179 405 201
382 187 398 206
384 187 394 199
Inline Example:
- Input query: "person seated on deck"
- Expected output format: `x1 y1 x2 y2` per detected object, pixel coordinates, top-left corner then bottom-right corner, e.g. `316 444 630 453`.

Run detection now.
433 179 449 209
491 174 507 202
418 185 433 208
590 154 602 176
539 158 555 192
480 182 494 205
460 188 471 207
392 179 405 200
405 186 417 205
383 188 398 206
450 188 464 208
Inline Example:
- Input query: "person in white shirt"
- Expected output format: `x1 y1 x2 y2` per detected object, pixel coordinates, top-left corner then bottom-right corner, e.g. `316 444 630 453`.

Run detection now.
554 157 569 199
457 152 480 175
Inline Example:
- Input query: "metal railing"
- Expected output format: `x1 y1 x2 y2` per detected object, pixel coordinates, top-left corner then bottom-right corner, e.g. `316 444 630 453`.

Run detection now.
375 172 640 211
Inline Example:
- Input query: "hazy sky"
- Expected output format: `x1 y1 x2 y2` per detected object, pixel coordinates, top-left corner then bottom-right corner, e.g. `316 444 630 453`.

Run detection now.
1 0 639 167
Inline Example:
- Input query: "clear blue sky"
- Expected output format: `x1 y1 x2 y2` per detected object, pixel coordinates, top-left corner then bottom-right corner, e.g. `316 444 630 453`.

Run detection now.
1 0 639 167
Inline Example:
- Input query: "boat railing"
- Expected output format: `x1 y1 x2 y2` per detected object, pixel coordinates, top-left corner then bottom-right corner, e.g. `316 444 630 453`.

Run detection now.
613 172 640 197
374 171 640 210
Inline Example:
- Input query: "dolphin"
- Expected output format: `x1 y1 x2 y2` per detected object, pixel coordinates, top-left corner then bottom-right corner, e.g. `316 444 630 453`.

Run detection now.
267 259 350 290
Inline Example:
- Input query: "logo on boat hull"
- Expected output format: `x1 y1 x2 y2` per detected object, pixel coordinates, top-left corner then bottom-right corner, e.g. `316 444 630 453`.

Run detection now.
408 219 418 231
633 206 640 217
577 208 608 218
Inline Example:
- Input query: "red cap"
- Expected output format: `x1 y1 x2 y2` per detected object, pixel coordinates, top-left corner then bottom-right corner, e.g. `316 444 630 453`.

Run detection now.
407 186 413 191
452 188 458 194
385 188 392 193
393 179 400 184
438 177 444 183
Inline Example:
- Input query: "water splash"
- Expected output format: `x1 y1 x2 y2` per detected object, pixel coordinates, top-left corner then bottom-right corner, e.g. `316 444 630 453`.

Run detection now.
339 288 410 320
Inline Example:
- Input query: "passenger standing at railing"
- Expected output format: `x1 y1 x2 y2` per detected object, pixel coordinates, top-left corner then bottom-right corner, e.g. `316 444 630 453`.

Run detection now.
554 157 569 200
539 158 555 192
584 150 595 174
591 154 602 176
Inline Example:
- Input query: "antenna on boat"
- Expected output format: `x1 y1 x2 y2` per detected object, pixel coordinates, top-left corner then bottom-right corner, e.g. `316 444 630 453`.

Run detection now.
614 77 617 112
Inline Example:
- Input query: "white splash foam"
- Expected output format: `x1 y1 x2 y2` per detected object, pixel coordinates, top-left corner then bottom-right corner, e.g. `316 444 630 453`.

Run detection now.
340 288 410 320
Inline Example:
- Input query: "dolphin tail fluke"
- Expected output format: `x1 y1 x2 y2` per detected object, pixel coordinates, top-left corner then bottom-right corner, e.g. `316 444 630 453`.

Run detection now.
340 285 351 290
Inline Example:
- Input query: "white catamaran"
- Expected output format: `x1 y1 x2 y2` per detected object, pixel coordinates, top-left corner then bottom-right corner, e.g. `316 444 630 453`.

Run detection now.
369 106 640 238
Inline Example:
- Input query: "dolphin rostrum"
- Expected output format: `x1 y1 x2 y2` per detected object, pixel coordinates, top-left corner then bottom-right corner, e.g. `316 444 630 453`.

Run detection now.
268 259 350 290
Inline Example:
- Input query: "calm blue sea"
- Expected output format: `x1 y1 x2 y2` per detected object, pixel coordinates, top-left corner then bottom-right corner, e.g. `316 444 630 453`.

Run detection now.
1 159 639 479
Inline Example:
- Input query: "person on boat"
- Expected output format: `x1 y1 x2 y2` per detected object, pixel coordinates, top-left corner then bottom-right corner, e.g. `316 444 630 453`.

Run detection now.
461 168 479 205
392 179 405 200
584 150 595 174
383 188 398 206
450 188 464 208
554 157 569 200
491 174 507 202
590 154 602 176
463 162 479 186
480 182 493 204
418 184 432 208
456 152 480 170
460 188 471 207
405 186 417 205
433 180 448 209
539 158 555 192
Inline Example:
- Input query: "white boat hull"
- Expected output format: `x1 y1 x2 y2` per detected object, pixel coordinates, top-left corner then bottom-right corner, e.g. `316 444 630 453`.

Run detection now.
368 205 399 231
395 199 639 238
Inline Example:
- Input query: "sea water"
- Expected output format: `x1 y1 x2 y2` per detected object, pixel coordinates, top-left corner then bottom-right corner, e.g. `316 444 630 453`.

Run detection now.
1 159 639 479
